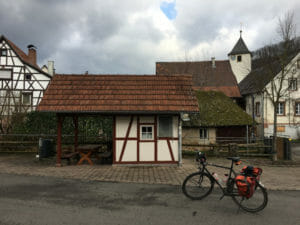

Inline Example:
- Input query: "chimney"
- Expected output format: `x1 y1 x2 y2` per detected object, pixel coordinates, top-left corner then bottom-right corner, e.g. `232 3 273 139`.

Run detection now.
211 57 216 68
27 44 37 65
47 61 54 76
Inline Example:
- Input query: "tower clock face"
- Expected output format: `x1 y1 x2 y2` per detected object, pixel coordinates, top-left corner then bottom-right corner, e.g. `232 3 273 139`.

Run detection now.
231 55 236 60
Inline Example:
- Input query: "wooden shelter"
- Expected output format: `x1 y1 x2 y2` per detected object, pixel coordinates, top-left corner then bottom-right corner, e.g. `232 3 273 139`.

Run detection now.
37 74 199 166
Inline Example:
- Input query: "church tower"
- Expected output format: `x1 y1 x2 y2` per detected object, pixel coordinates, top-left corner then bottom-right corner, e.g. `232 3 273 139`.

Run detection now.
228 31 251 83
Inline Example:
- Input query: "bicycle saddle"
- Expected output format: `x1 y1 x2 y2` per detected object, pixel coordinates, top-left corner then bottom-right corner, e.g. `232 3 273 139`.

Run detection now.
227 157 240 162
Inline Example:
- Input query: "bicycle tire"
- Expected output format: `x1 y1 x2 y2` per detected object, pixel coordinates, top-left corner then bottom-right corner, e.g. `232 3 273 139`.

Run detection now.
182 172 214 200
232 181 268 213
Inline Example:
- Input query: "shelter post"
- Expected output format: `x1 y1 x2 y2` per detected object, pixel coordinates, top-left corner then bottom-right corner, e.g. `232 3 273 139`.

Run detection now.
73 115 79 152
56 114 64 167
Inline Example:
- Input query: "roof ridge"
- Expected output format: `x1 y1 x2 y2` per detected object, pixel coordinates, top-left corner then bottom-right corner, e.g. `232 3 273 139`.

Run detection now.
156 60 229 63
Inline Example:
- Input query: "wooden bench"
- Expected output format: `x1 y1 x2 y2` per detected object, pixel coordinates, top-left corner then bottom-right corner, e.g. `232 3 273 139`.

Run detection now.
61 150 79 165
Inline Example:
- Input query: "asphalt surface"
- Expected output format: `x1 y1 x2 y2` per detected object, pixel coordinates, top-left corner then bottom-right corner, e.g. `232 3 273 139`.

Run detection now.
0 173 299 225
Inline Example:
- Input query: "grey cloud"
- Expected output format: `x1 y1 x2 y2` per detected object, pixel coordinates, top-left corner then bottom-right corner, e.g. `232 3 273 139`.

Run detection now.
0 0 299 74
175 0 300 48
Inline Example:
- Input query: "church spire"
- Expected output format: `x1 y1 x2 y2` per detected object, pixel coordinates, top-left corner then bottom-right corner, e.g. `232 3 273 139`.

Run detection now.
228 30 250 56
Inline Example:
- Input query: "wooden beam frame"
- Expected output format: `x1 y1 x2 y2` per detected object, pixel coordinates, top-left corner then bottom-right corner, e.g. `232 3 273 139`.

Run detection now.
56 114 64 167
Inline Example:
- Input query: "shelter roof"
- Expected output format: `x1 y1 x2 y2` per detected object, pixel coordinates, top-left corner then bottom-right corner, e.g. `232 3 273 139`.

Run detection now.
37 74 199 114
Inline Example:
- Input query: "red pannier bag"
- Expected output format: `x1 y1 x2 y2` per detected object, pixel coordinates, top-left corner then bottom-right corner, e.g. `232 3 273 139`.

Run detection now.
241 166 263 181
235 175 256 198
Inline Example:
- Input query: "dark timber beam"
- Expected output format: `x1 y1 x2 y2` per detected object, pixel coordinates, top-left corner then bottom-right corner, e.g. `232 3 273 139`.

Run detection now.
73 115 79 152
56 114 64 167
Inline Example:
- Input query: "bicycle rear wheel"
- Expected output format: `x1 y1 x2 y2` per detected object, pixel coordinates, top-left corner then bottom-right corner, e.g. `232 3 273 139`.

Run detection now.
182 172 214 200
232 181 268 213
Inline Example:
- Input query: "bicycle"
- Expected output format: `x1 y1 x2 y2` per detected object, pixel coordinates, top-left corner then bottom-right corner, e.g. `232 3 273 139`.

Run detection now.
182 152 268 213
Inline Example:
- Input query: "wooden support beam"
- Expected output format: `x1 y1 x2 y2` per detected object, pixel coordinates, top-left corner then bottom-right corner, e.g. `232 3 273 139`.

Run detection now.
56 114 64 167
73 115 79 152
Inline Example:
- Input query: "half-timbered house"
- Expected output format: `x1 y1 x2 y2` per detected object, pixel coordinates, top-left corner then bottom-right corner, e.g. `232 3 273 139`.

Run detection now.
0 35 52 127
37 74 199 165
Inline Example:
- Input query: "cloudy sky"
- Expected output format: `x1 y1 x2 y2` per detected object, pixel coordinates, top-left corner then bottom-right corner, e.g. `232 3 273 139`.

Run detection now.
0 0 299 74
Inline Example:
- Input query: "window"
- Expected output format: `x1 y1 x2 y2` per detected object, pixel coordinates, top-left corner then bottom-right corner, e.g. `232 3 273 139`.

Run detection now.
276 102 285 115
288 78 297 91
25 74 32 80
159 116 173 137
295 102 300 116
237 55 242 62
199 128 208 139
255 102 260 116
297 59 300 69
0 49 7 56
140 125 153 140
22 93 32 105
0 69 12 80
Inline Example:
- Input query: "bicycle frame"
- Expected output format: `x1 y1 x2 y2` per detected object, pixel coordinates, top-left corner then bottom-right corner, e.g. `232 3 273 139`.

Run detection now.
198 160 239 197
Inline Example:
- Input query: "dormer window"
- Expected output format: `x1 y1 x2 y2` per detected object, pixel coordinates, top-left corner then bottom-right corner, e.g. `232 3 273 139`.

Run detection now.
0 49 7 56
237 55 242 62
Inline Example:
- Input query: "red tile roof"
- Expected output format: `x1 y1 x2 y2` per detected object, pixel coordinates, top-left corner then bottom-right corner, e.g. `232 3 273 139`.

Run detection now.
156 60 241 97
37 74 199 114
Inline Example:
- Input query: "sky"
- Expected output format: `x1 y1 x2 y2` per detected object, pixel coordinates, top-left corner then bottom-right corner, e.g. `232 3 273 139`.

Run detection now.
0 0 299 74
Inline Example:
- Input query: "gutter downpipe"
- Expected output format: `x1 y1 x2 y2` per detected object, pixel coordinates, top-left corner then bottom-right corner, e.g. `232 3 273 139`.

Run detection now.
251 94 255 142
178 118 182 167
261 92 265 138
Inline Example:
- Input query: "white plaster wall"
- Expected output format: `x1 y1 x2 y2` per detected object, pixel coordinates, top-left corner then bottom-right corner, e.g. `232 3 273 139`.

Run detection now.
229 53 251 83
139 142 155 161
116 116 137 138
140 116 154 123
264 124 300 139
157 141 170 161
157 140 178 161
172 116 179 137
115 115 180 163
115 140 124 162
121 141 137 162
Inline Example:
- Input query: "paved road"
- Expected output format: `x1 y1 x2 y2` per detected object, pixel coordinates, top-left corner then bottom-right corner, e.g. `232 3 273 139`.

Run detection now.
0 173 299 225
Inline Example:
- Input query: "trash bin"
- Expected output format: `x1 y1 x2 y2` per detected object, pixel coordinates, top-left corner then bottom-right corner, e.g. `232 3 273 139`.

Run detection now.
283 138 291 160
38 138 54 158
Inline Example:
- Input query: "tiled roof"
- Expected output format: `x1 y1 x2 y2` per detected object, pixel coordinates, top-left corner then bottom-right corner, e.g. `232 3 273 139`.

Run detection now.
156 60 241 97
228 37 251 55
0 35 51 77
37 74 199 113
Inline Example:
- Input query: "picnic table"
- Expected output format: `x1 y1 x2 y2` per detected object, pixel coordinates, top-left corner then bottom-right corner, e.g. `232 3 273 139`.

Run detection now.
77 144 102 165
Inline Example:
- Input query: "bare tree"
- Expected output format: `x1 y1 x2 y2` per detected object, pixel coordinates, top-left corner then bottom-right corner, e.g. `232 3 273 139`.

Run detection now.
258 11 299 160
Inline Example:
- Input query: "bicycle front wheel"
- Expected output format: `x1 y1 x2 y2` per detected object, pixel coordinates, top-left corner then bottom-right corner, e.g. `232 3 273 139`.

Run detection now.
232 181 268 213
182 172 214 200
